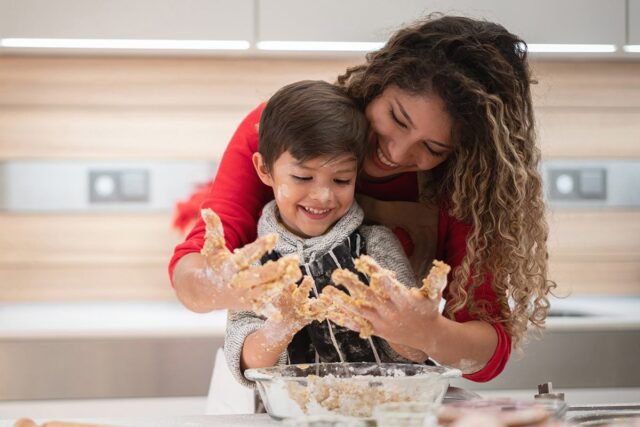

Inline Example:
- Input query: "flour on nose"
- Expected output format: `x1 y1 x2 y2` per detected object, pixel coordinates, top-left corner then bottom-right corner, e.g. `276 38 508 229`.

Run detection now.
311 187 331 202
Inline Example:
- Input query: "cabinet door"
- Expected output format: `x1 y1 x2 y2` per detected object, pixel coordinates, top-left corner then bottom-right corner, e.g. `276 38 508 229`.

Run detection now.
629 0 640 45
258 0 429 43
0 0 253 42
258 0 625 46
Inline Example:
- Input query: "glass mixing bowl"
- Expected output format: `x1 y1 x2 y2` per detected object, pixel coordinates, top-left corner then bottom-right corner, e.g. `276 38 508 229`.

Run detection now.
244 362 461 420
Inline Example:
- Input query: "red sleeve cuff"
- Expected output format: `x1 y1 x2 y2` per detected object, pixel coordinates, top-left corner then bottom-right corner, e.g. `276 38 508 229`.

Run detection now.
462 322 511 382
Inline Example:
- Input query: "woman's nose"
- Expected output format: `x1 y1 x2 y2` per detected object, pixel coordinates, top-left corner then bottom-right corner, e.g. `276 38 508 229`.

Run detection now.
387 138 414 164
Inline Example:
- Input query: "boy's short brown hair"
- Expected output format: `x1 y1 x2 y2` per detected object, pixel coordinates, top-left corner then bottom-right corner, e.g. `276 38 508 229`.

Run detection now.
258 80 369 172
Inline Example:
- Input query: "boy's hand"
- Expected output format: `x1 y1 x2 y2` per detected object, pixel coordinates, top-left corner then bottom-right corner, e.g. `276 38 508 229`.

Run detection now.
271 276 325 324
321 256 450 351
262 276 327 344
200 208 303 314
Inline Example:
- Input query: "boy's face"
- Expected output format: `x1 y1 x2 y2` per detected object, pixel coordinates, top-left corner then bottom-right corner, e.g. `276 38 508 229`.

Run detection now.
253 151 358 238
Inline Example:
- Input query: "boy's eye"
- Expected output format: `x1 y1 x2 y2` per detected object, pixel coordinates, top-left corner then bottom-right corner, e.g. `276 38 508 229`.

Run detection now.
390 109 408 129
334 179 351 185
291 175 312 181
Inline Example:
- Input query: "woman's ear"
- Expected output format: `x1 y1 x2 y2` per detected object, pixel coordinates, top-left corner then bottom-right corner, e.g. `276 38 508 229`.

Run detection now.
252 152 273 187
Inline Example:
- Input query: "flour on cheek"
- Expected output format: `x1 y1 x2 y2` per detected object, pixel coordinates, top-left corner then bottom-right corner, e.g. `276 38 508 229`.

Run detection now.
276 184 291 201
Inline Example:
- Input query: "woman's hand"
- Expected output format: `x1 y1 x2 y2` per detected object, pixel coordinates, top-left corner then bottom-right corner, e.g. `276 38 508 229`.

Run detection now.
320 256 449 354
174 209 303 313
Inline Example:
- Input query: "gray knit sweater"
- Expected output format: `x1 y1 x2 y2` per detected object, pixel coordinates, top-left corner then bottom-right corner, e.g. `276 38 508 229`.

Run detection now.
224 200 418 388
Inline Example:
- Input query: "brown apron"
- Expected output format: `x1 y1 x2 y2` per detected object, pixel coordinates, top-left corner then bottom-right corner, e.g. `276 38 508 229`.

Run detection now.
356 172 439 281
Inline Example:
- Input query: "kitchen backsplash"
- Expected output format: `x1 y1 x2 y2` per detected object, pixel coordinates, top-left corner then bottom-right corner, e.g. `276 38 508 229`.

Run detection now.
0 56 638 300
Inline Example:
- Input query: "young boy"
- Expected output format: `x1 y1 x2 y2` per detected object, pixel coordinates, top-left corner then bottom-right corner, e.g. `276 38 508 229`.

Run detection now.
224 80 421 388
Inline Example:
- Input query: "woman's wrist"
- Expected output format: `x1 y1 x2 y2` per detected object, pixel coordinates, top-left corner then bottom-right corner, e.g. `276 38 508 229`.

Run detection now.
412 313 445 356
413 316 498 373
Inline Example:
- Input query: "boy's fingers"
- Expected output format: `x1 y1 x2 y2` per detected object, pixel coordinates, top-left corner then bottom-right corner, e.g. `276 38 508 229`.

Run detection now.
229 263 280 289
200 208 231 269
230 234 278 269
294 276 315 301
201 208 224 236
230 255 301 289
308 297 330 321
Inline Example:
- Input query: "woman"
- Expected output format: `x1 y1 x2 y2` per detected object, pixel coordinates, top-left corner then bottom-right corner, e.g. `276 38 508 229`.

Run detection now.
169 15 554 382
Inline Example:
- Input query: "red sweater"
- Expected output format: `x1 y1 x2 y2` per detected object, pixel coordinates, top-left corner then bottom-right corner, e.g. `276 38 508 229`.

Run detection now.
169 104 511 382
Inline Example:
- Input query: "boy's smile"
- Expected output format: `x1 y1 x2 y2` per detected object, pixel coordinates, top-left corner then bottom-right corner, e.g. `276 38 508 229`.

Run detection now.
254 151 358 238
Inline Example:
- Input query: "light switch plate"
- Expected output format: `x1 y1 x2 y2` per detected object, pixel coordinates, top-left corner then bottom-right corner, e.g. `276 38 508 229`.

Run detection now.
542 160 640 209
0 161 216 212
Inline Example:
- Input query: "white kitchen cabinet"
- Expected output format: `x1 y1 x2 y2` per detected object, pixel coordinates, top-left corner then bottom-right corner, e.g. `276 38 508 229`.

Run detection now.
424 0 626 46
629 0 640 45
258 0 429 43
0 0 253 42
257 0 626 47
0 0 630 55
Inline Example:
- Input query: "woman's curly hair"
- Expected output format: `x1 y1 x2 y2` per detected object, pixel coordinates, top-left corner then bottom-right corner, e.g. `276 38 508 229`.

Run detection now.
337 15 556 347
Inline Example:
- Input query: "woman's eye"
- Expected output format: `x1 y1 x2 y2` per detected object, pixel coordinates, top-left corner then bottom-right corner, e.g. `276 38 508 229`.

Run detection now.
291 175 312 181
334 179 351 185
423 143 445 158
390 109 408 129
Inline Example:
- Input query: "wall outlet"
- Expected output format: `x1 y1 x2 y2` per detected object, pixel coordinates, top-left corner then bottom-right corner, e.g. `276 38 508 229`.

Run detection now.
89 170 149 203
547 167 607 201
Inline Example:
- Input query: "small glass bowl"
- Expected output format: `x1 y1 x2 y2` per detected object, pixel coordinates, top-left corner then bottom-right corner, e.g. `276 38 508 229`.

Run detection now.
373 401 440 427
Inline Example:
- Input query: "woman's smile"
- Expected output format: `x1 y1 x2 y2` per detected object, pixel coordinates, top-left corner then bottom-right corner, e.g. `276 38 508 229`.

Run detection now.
363 85 453 178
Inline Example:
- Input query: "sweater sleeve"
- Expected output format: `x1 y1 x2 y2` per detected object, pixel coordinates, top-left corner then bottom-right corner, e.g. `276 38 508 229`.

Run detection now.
437 209 512 382
360 225 421 363
224 310 289 388
168 103 274 284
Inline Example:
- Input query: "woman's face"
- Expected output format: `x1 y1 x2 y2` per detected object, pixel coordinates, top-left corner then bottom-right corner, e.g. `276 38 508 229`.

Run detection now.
363 85 454 178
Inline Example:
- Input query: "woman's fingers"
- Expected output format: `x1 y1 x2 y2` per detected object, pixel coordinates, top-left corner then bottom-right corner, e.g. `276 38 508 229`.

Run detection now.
370 272 412 307
230 234 278 269
354 255 397 279
331 269 384 305
324 305 374 338
419 260 451 299
321 284 373 310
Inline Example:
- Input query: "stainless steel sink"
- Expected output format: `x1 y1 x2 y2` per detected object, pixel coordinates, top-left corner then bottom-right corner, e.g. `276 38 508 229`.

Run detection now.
567 404 640 425
547 309 593 317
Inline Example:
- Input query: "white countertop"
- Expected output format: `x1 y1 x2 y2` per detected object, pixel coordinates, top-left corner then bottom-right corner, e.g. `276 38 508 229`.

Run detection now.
0 301 227 339
0 414 279 427
0 295 638 339
544 295 640 331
